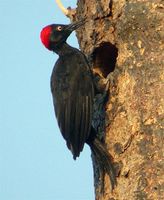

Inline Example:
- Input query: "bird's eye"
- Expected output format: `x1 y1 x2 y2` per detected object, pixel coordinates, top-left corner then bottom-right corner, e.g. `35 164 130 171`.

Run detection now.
57 26 62 31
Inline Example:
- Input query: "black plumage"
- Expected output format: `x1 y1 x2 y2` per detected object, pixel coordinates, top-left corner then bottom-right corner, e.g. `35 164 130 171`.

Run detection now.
40 20 116 190
50 43 94 159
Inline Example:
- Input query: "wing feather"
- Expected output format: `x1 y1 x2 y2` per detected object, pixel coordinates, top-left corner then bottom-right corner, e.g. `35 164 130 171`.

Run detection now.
51 50 94 159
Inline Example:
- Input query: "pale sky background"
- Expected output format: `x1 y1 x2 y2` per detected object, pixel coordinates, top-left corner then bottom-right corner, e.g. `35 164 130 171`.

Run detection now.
0 1 94 199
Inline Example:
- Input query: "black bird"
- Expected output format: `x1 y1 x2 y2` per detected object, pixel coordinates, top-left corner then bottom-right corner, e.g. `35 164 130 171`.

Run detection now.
40 20 116 190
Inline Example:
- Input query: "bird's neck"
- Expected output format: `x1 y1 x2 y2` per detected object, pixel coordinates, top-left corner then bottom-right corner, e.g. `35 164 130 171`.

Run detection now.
53 43 76 56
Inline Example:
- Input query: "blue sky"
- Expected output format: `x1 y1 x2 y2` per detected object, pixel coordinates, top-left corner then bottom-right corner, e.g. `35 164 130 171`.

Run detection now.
0 1 94 199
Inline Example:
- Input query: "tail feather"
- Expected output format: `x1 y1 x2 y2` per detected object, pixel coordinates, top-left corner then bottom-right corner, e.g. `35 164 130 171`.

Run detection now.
89 137 117 191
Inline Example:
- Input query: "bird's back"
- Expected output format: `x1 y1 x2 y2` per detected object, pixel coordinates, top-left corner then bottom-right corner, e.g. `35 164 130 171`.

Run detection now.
51 47 94 159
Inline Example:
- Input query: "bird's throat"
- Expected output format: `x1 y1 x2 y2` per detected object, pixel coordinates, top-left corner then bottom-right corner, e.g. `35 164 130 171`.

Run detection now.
53 43 76 56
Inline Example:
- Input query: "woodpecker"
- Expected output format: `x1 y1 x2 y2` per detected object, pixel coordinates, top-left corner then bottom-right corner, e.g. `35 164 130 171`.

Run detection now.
40 20 116 190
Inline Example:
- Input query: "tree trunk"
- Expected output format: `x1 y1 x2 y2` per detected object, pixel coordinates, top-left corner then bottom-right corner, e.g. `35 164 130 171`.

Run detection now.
69 0 164 199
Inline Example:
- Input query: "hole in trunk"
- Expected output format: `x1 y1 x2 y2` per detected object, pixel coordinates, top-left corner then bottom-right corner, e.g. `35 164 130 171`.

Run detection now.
92 42 118 78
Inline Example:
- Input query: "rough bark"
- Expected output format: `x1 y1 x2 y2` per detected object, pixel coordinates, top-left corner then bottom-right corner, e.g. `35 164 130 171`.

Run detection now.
69 0 164 199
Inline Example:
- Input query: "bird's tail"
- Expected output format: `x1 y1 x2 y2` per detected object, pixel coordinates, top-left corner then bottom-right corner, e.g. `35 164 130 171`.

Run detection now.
88 137 117 192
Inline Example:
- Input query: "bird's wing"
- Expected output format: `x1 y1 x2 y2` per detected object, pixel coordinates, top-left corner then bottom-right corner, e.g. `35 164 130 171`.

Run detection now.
51 52 94 159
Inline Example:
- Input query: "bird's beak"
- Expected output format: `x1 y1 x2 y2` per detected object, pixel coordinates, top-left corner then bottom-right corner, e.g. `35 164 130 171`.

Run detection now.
66 19 86 32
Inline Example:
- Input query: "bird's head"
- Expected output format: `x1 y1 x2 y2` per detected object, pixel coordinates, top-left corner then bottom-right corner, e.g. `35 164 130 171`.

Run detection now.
40 19 85 51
